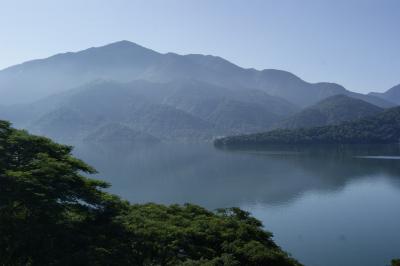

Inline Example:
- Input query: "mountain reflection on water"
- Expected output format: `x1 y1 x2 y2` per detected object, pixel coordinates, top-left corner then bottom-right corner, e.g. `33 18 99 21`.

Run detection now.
72 142 400 266
72 142 400 208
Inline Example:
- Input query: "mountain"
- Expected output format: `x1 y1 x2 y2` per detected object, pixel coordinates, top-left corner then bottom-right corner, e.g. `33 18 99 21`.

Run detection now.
0 40 394 108
370 84 400 105
30 106 101 141
1 41 396 142
214 106 400 147
0 41 162 104
22 80 220 142
125 103 219 141
247 70 391 107
4 79 298 141
274 95 384 129
84 123 160 143
161 79 298 133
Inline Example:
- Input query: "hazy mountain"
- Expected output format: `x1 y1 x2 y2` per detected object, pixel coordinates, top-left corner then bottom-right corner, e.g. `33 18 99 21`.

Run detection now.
1 80 152 128
3 79 298 141
0 40 394 108
370 84 400 105
1 40 396 142
214 106 400 147
275 95 384 129
24 80 220 142
0 41 162 104
162 79 298 116
30 107 101 141
84 123 160 143
161 79 298 133
127 103 220 141
345 91 394 108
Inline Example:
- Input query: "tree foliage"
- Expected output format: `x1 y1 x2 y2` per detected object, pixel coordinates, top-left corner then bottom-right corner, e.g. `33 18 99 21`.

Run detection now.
0 120 301 266
392 259 400 266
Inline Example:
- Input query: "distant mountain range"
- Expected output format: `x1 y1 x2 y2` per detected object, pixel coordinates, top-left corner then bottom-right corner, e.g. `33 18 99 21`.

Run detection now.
0 40 394 108
214 106 400 147
84 123 160 143
370 84 400 105
274 95 384 129
0 41 398 142
1 79 298 142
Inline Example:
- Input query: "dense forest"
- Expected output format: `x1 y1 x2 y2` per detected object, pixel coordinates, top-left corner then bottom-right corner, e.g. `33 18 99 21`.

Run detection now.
0 120 301 266
215 106 400 147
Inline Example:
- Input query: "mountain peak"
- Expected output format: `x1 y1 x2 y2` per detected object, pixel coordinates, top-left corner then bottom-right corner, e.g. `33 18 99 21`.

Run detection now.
103 40 145 48
87 40 160 55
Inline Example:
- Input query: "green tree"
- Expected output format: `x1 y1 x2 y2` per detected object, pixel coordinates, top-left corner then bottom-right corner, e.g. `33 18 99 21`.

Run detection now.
392 259 400 266
0 121 128 265
0 120 301 265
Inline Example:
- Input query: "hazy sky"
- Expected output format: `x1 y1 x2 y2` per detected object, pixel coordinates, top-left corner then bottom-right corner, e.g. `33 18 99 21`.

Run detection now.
1 0 399 93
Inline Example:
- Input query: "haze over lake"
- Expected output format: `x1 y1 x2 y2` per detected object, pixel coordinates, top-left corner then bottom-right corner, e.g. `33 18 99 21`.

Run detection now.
3 1 400 265
73 142 400 266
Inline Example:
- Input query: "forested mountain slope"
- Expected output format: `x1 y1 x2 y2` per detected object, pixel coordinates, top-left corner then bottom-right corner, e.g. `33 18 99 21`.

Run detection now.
274 95 384 129
215 106 400 147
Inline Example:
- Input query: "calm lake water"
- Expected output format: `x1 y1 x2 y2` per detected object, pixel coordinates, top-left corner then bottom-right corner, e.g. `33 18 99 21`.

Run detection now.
73 142 400 266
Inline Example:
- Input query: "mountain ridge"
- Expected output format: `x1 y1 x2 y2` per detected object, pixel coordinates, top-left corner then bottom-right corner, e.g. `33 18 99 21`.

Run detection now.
274 94 384 129
0 40 395 108
2 79 298 142
370 84 400 105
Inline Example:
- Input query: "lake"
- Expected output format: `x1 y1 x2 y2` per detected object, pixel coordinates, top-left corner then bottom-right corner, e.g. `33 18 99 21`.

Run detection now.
73 142 400 266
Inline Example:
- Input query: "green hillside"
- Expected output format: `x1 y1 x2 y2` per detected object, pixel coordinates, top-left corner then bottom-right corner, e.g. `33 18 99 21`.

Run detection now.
275 95 383 129
215 106 400 147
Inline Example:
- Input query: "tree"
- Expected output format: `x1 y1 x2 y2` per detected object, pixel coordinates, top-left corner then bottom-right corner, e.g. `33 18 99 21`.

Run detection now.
0 121 128 265
0 120 301 265
392 259 400 266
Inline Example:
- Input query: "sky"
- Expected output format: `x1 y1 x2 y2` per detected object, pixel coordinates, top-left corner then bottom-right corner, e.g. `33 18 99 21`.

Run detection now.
0 0 399 93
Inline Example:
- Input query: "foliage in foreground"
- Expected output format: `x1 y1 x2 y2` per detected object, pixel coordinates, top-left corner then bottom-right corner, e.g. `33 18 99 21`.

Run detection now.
0 120 301 266
392 259 400 266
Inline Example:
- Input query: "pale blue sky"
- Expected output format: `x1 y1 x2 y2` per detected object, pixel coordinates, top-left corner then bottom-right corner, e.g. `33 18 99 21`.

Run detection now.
1 0 399 93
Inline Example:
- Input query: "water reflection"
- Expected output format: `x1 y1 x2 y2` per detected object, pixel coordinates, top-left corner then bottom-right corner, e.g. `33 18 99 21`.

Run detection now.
72 142 400 208
72 142 400 266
